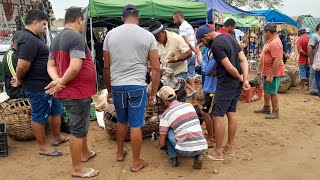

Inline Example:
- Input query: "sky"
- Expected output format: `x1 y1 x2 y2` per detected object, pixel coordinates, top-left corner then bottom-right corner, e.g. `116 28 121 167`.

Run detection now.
51 0 320 19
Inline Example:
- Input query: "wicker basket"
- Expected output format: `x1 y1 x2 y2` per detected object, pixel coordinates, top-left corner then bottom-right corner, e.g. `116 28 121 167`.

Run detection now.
104 98 165 141
0 98 34 140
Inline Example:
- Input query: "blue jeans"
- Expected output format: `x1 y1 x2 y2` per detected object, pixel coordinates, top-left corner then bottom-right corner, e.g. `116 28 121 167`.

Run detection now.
112 85 147 128
309 68 318 94
166 129 203 158
187 54 196 79
315 71 320 96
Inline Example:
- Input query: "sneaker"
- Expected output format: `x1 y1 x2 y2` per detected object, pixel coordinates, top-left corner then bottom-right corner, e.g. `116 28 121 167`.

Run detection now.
193 154 203 169
169 157 178 167
265 109 279 119
254 105 271 114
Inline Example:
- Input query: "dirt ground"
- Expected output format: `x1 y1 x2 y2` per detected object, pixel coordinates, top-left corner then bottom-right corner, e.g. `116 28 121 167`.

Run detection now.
1 86 320 180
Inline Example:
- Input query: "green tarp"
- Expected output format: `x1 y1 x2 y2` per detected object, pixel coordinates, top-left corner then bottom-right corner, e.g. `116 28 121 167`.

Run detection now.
89 0 207 20
214 12 262 27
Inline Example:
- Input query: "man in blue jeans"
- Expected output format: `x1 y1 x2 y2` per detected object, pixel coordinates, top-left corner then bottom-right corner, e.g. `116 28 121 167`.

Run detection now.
158 86 207 169
103 4 160 172
11 10 67 157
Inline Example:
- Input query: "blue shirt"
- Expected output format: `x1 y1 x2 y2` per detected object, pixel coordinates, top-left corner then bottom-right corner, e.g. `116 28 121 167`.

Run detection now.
201 47 217 94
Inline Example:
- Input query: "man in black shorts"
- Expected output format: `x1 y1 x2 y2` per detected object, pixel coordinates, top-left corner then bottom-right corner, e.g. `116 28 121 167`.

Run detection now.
196 24 250 160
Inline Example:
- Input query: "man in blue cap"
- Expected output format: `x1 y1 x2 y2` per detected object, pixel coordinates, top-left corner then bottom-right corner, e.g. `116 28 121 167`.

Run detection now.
196 24 250 160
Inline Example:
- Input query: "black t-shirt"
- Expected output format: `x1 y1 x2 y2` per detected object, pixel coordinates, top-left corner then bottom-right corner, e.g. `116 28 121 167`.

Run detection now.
211 34 242 100
17 29 51 92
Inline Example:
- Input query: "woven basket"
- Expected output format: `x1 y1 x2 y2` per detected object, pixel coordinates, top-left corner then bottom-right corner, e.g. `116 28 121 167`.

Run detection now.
0 98 34 140
104 98 165 141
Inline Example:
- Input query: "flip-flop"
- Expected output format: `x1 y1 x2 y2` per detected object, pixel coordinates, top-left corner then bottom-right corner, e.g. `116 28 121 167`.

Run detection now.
117 150 127 162
39 149 63 157
203 154 224 161
130 160 148 172
72 168 99 178
222 148 235 156
52 137 70 146
81 151 97 162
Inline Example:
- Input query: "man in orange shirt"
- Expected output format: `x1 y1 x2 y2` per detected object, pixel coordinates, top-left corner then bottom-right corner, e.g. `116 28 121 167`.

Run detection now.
255 23 284 119
297 27 311 89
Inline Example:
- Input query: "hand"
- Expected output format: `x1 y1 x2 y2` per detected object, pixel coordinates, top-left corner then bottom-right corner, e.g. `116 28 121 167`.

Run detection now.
10 76 21 87
242 80 251 90
148 95 157 107
167 57 177 63
107 93 113 104
44 80 65 95
196 56 202 65
266 75 273 84
210 70 216 77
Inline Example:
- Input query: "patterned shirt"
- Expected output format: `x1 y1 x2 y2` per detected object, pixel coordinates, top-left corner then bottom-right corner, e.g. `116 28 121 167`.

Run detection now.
159 100 208 152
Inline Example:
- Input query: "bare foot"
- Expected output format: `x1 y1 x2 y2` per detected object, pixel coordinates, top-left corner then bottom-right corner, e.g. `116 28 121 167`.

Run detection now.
52 136 70 146
130 159 148 172
72 168 99 178
116 149 127 162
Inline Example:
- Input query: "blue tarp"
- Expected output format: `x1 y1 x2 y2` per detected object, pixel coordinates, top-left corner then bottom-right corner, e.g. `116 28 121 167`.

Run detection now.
249 10 298 27
190 0 260 25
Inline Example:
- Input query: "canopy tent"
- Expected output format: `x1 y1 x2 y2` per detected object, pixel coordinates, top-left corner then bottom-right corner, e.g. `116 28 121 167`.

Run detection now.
190 0 260 25
88 0 207 27
249 10 298 27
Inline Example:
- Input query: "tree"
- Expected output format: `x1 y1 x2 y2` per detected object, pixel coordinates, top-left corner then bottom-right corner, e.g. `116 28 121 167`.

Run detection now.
225 0 283 9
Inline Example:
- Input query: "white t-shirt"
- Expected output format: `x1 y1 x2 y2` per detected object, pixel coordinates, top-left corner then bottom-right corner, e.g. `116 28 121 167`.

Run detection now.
179 21 196 50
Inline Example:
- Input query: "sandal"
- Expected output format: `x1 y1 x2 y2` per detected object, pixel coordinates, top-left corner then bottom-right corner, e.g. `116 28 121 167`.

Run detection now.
81 151 97 162
52 137 70 146
222 147 235 156
39 149 63 157
130 160 148 172
116 150 127 162
72 168 99 178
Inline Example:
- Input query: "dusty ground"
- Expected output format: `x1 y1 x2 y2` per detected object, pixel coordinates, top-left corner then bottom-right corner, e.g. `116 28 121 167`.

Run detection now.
1 87 320 180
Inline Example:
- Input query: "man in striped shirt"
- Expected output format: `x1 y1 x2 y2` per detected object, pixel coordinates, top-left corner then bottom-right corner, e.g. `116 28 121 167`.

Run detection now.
158 86 207 169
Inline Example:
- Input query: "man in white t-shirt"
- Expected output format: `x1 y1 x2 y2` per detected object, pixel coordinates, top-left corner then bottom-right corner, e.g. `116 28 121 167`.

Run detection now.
173 11 197 95
307 24 320 96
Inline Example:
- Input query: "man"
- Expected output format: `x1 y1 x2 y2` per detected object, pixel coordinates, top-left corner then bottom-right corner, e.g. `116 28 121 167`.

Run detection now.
308 24 320 95
103 4 160 172
255 23 284 119
279 29 290 64
45 8 99 178
2 31 24 99
148 21 192 79
217 18 236 35
201 47 218 148
11 9 67 157
297 27 311 90
158 86 207 169
196 24 250 160
173 11 197 95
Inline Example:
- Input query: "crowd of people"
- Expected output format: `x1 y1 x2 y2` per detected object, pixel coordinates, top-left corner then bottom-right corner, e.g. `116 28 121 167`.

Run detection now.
1 3 320 179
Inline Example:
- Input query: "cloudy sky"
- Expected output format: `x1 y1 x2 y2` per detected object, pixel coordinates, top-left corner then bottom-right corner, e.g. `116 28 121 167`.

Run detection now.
51 0 320 19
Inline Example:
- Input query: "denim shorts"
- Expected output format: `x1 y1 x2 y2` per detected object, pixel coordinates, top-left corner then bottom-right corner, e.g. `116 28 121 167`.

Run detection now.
24 91 63 124
112 85 147 128
60 98 91 138
299 65 310 79
187 54 196 79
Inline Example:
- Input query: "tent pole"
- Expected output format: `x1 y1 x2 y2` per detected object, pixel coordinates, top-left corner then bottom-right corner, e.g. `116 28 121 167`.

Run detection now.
90 17 94 61
206 18 208 24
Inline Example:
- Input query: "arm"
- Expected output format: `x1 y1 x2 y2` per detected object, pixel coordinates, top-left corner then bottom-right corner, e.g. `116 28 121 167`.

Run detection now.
59 58 83 85
203 58 216 76
148 49 160 97
16 59 31 82
239 51 249 82
159 134 166 148
196 45 202 65
176 49 192 62
297 40 308 56
182 36 196 53
47 54 60 81
103 50 111 98
220 58 242 81
168 36 192 63
308 45 313 64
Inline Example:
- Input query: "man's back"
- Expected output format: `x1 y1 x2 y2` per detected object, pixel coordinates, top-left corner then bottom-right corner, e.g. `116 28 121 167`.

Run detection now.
297 34 310 65
179 21 195 49
104 24 157 86
211 34 242 100
160 101 207 152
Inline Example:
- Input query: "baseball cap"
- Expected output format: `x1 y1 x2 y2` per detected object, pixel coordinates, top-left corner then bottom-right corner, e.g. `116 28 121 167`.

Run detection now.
149 21 165 37
305 28 310 33
12 30 22 41
264 23 277 33
298 27 306 33
196 24 215 45
157 86 176 101
122 4 139 16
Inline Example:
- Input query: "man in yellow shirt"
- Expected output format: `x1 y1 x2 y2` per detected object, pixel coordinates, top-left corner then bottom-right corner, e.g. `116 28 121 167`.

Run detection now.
149 21 192 79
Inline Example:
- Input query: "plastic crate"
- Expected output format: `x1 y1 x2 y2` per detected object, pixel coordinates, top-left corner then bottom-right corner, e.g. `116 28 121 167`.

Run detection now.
64 103 96 123
239 86 263 103
0 123 8 157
